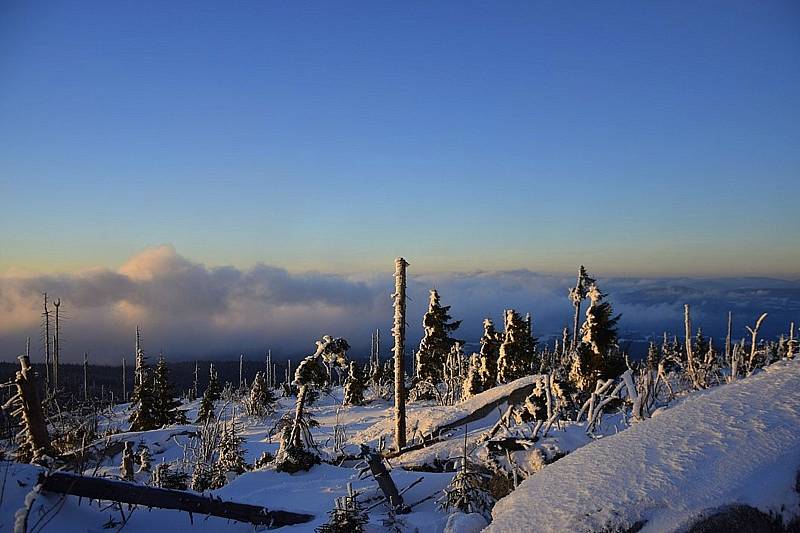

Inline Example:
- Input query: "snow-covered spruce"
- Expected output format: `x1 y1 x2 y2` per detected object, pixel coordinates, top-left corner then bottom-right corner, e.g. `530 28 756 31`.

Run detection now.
416 289 463 384
344 361 366 406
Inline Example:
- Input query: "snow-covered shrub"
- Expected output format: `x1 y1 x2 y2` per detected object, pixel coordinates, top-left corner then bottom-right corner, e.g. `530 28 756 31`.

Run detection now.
316 484 367 533
438 464 494 520
152 461 189 490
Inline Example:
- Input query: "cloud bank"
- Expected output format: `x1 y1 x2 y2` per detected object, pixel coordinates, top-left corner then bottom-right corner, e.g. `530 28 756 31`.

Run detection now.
1 246 797 363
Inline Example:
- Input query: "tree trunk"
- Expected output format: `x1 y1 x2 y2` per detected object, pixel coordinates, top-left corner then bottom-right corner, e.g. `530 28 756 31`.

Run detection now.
392 257 408 451
14 355 51 460
38 471 314 527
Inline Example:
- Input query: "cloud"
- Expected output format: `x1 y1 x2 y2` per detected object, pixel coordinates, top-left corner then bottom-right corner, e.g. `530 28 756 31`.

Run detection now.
1 247 797 363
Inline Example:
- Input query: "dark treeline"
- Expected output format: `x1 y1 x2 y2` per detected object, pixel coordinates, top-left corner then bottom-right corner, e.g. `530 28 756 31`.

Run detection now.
0 359 326 404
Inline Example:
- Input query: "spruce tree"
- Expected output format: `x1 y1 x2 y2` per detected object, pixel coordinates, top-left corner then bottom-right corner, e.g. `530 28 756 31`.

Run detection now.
153 356 182 427
478 318 502 388
196 364 221 424
416 289 462 383
570 283 623 392
246 371 277 417
217 420 247 476
129 349 159 431
343 361 366 406
462 353 484 399
496 310 537 383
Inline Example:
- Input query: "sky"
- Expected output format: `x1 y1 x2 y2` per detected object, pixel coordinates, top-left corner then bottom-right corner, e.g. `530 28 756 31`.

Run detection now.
1 0 798 277
0 2 798 362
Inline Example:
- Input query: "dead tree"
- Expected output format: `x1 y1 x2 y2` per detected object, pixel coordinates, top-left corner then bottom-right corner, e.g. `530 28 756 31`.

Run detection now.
122 357 127 402
83 352 89 402
392 257 408 451
360 444 409 513
788 322 796 360
38 471 314 526
2 355 51 462
725 311 733 361
53 298 61 391
42 293 51 392
684 304 705 389
746 313 768 374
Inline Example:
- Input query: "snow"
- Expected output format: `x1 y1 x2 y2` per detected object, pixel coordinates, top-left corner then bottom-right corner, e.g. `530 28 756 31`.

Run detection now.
354 375 537 446
486 360 800 533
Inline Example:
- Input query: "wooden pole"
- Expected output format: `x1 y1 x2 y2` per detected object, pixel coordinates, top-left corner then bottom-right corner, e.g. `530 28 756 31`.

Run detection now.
392 257 408 451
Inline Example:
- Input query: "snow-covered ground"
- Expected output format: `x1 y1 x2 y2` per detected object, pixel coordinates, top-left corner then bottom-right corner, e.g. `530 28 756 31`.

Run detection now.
1 361 798 532
487 359 800 533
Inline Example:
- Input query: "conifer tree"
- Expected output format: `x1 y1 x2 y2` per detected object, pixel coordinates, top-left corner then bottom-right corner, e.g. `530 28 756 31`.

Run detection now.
497 310 537 383
462 353 484 399
478 318 502 388
344 361 366 406
570 283 623 392
416 289 462 383
217 420 247 476
317 484 367 533
129 344 159 431
153 356 182 427
196 364 221 424
246 371 277 417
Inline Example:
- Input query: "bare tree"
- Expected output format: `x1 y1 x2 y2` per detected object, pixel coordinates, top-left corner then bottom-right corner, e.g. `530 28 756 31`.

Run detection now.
392 257 408 451
53 298 61 391
746 313 768 374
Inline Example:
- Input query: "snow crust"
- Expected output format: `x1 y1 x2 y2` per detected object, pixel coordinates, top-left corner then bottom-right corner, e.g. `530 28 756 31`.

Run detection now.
486 360 800 533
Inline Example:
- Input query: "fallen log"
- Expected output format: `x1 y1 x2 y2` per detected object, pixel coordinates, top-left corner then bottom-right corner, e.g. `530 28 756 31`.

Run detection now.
384 376 537 459
38 471 314 528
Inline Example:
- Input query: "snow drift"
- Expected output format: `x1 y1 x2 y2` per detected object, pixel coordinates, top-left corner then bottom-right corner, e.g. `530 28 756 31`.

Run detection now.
486 360 800 533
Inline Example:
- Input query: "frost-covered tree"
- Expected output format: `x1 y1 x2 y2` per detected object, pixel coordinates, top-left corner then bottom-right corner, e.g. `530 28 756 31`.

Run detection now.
246 371 277 417
153 356 182 427
496 310 537 384
568 266 596 351
462 353 484 399
317 484 367 533
217 420 247 477
581 284 620 358
276 336 349 473
344 361 366 406
195 364 221 424
570 283 622 392
137 442 152 473
121 441 135 481
416 289 462 383
478 318 502 388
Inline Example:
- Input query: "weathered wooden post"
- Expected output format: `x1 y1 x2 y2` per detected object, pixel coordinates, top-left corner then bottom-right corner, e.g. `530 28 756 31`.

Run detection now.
392 257 408 451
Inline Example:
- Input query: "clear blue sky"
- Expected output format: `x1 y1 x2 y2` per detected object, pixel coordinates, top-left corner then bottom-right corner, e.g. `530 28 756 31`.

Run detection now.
1 1 798 276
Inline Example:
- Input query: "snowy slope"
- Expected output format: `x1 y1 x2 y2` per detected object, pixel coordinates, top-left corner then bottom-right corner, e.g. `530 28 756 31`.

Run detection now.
486 360 800 533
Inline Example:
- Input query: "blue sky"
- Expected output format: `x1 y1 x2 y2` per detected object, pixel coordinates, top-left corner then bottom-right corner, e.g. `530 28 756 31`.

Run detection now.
1 1 798 276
